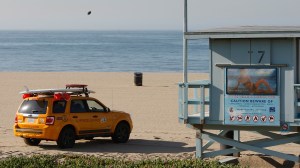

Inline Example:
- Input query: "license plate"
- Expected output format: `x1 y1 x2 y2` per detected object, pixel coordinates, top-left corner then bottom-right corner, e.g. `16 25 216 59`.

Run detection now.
27 118 35 123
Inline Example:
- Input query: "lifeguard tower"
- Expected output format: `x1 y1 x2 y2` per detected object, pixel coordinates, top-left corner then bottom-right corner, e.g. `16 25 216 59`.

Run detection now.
178 0 300 163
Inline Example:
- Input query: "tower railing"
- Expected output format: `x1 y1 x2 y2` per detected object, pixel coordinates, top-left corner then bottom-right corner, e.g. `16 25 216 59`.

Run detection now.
178 80 210 124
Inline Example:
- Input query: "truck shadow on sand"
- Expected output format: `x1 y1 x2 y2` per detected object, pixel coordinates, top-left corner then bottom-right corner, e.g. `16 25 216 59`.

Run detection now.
39 139 194 154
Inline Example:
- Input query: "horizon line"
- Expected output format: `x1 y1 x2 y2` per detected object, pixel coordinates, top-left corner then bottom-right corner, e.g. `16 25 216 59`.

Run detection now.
0 29 183 32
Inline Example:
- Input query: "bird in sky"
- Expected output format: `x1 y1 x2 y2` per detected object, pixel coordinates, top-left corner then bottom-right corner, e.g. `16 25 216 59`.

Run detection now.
87 11 91 15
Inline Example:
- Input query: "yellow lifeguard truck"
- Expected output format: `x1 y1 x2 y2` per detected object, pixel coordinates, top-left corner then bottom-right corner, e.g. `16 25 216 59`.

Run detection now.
14 84 133 149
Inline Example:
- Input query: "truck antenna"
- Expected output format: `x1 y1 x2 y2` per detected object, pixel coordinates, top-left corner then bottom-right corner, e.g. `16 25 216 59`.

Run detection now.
24 86 29 92
111 88 114 110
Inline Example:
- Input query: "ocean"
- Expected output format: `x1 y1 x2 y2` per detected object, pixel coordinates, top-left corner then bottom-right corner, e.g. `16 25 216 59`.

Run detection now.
0 31 209 72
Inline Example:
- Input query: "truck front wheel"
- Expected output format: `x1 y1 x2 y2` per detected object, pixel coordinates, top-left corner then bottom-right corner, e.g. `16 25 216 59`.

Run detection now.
112 122 130 143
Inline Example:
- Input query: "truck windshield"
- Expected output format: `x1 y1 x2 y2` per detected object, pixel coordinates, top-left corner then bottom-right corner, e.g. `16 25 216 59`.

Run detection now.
19 100 48 114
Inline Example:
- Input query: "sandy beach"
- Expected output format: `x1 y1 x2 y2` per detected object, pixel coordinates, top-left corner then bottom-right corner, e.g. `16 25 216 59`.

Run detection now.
0 72 299 167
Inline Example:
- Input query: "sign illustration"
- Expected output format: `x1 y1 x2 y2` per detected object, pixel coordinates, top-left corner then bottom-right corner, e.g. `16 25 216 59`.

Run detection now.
261 115 267 122
269 115 274 122
253 115 259 122
245 115 251 122
226 68 277 95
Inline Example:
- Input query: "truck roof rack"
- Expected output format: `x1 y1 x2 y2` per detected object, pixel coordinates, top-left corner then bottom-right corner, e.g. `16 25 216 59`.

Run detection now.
20 84 95 97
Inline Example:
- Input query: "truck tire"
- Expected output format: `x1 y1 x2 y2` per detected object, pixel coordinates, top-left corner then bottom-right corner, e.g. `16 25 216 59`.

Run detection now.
57 127 75 149
24 138 41 146
112 122 130 143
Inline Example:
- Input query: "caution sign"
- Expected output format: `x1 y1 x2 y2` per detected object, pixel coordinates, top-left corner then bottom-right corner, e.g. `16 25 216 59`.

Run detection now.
269 115 275 122
261 115 267 122
281 122 290 133
224 68 280 126
230 116 235 121
224 95 280 126
253 115 259 122
237 115 243 122
245 115 251 122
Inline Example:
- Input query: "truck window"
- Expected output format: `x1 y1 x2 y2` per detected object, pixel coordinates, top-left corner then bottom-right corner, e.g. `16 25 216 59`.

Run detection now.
53 100 67 113
19 100 48 114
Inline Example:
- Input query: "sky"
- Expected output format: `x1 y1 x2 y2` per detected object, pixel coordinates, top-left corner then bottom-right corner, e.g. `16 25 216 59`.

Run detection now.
0 0 300 31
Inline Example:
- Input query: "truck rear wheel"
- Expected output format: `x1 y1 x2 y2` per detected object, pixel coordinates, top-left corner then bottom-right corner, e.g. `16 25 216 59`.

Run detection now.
24 138 41 146
56 127 75 149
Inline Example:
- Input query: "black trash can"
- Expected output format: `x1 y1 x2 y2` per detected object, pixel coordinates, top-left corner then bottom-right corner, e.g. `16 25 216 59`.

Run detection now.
134 72 143 86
